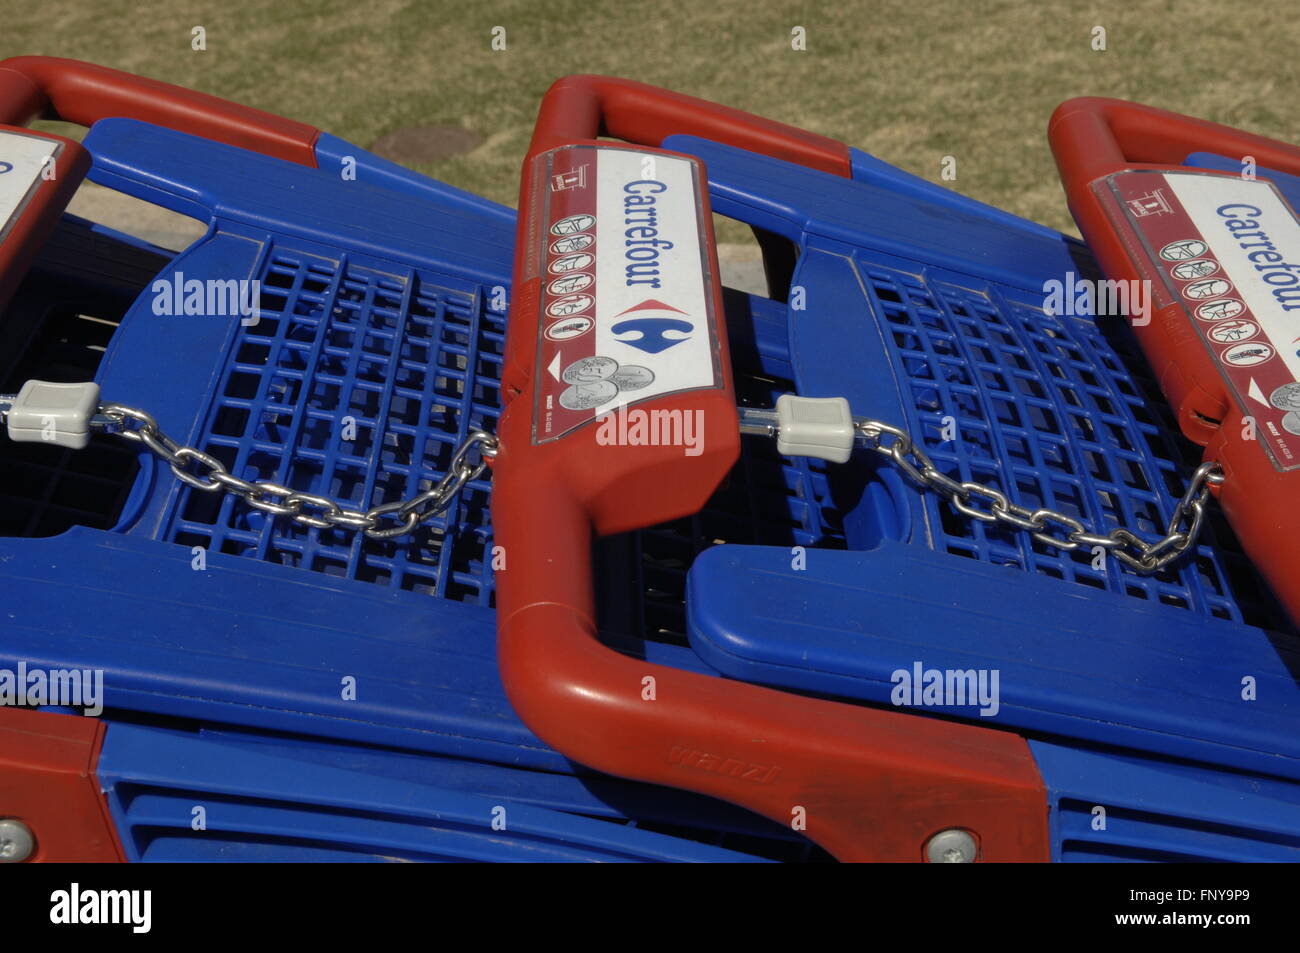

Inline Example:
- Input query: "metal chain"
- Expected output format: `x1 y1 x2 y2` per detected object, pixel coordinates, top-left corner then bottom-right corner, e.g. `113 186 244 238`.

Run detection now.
94 403 497 540
851 417 1224 573
16 391 1220 567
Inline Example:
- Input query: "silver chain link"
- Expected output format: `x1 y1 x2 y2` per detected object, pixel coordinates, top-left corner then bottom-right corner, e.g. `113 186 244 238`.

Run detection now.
95 403 497 540
851 417 1224 572
38 395 1221 567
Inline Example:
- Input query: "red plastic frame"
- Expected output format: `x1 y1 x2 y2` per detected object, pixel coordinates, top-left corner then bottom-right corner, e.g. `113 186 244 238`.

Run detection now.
1050 97 1300 631
492 76 1050 862
0 707 124 862
0 56 320 164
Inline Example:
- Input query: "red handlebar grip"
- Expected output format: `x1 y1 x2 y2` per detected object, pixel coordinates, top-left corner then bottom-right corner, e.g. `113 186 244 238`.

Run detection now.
492 473 1051 862
0 56 320 165
1051 97 1300 188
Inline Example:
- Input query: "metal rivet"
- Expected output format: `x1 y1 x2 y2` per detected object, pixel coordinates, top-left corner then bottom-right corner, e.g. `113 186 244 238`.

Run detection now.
925 828 977 863
0 818 35 863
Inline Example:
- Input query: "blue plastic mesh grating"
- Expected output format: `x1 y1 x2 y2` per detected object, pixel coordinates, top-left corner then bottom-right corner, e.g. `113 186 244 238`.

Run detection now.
146 236 1288 636
859 254 1286 630
599 252 1290 646
164 249 503 605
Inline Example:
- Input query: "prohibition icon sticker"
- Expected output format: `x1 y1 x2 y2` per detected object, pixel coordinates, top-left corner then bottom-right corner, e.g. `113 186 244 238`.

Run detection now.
548 273 593 296
1159 238 1207 261
545 316 593 341
1183 278 1233 300
546 293 593 318
1221 341 1274 367
550 234 594 254
1171 258 1220 280
550 213 595 236
1207 319 1258 344
1194 298 1244 321
549 253 593 274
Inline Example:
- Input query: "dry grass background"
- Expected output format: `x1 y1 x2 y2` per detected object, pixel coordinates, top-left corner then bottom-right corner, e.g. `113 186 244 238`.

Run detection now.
3 0 1298 236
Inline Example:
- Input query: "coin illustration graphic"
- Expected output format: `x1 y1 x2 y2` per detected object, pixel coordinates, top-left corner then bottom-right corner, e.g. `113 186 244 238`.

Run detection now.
610 365 655 391
1269 382 1300 412
562 355 618 383
559 380 618 410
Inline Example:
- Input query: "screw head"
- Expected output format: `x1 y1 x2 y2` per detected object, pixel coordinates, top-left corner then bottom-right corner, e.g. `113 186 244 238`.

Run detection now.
925 828 977 863
0 818 34 863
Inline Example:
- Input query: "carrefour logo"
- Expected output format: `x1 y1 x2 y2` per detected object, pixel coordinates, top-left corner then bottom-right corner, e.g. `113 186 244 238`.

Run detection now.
611 298 693 354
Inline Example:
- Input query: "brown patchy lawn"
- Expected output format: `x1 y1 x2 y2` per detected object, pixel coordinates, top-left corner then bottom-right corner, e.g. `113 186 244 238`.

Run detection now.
4 0 1295 236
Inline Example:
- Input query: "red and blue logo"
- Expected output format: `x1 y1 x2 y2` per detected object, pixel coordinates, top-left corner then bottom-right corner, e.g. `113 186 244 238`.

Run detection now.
611 299 693 354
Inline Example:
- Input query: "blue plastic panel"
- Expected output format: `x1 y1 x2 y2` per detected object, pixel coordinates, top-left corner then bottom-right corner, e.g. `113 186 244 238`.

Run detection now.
314 133 515 227
849 146 1065 243
98 722 772 862
688 542 1300 781
1030 739 1300 862
669 135 1285 626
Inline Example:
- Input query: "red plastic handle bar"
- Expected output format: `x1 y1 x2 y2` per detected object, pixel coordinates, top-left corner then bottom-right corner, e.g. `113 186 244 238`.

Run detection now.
1050 97 1300 632
492 475 1050 861
529 74 852 178
1051 96 1300 194
0 56 320 165
493 76 1050 861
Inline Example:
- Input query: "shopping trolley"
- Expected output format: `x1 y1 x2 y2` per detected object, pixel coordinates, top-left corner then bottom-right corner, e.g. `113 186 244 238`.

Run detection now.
0 58 820 862
491 77 1300 862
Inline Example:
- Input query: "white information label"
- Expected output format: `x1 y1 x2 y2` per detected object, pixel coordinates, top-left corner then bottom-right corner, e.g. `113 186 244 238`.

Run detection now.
1165 174 1300 386
592 148 715 414
0 131 58 238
